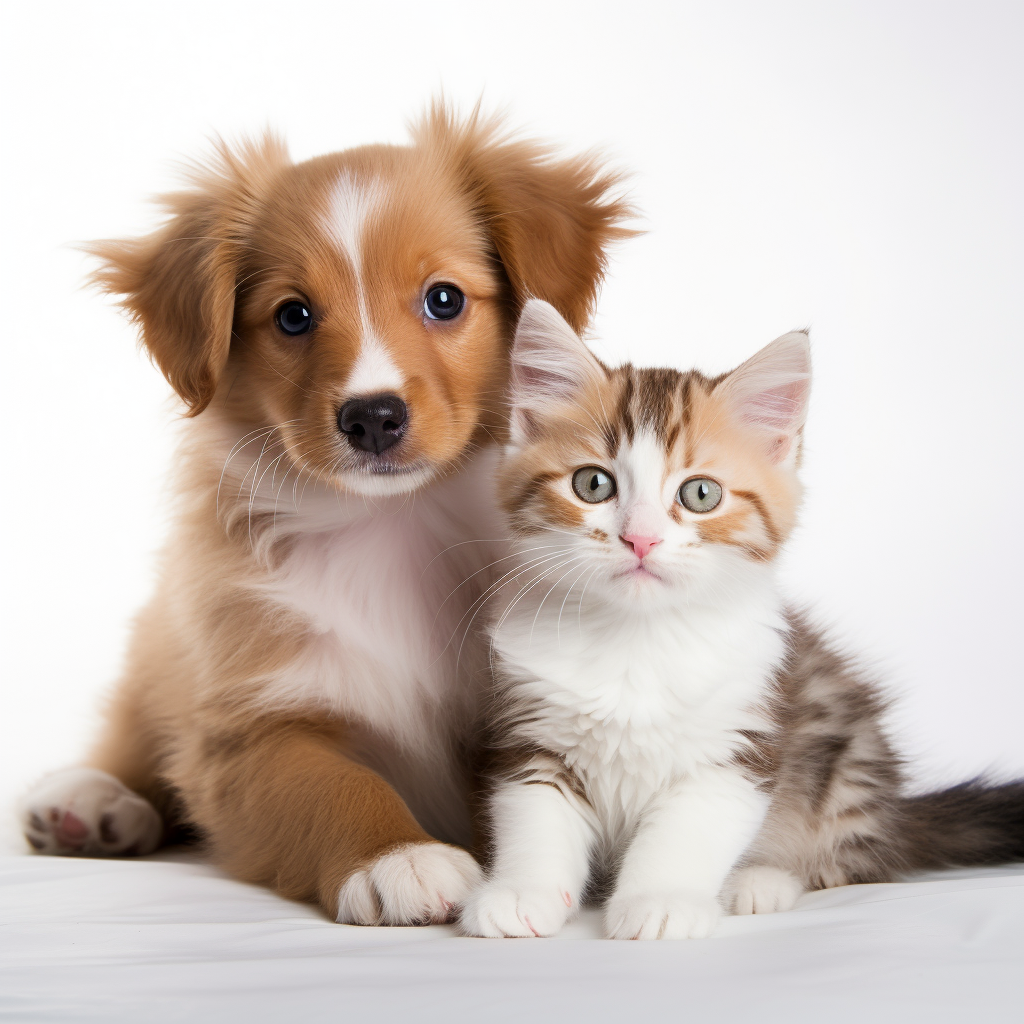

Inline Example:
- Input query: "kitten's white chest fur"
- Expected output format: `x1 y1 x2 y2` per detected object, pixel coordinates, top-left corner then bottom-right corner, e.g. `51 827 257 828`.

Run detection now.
465 573 789 941
492 577 787 832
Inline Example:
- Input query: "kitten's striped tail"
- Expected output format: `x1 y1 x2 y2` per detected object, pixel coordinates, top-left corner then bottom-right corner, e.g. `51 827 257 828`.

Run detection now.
898 778 1024 870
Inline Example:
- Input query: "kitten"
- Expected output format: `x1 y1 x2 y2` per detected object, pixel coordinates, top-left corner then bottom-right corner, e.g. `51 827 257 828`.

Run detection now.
460 300 1024 940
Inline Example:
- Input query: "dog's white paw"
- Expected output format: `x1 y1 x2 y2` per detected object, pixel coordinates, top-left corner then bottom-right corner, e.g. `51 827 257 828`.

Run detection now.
729 865 804 915
337 842 482 925
19 767 163 857
604 889 721 940
460 878 574 937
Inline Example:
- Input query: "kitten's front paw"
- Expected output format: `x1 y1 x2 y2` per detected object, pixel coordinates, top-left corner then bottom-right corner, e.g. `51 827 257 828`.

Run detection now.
19 767 163 857
460 879 574 937
604 890 721 940
337 842 482 926
729 865 804 915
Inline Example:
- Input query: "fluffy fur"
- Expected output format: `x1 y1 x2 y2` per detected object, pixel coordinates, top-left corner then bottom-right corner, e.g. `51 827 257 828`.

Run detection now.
460 300 1024 940
19 108 634 924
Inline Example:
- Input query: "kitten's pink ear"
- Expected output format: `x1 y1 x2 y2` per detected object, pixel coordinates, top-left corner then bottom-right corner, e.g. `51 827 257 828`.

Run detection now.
508 299 606 444
719 331 812 465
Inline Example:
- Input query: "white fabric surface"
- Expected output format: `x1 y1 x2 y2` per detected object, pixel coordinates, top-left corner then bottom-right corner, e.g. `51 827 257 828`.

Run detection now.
1 851 1022 1023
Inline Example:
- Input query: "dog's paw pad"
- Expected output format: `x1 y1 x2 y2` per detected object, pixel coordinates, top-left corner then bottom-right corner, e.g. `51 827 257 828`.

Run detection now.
19 767 163 857
337 842 483 926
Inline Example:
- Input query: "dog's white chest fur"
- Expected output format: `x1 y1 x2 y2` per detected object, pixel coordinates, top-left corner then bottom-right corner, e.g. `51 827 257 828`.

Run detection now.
251 449 505 844
493 587 786 831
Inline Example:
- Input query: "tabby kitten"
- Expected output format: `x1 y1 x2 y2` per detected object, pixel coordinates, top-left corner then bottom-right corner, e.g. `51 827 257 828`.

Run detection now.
460 300 1024 940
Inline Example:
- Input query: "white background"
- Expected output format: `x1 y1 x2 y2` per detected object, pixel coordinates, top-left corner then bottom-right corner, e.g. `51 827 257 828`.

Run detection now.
2 1 1022 848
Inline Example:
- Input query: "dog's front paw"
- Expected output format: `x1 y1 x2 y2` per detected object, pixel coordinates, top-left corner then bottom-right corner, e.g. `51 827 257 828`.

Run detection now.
460 878 574 937
604 889 721 940
19 767 163 857
729 865 804 915
337 842 482 925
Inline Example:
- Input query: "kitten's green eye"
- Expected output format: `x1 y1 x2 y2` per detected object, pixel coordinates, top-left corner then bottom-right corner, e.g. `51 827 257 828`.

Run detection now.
572 467 616 503
678 477 723 513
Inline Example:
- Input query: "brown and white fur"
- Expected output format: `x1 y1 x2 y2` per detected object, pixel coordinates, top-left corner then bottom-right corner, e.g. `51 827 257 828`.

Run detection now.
17 109 633 924
460 300 1024 939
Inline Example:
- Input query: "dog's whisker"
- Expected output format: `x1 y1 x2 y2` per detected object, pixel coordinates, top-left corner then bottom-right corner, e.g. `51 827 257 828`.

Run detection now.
247 428 287 546
216 423 288 516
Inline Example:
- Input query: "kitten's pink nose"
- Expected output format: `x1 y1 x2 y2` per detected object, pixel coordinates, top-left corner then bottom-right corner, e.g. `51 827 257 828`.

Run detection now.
620 534 662 560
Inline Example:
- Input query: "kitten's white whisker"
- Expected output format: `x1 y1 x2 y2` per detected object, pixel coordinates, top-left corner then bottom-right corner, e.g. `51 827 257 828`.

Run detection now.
556 560 594 649
420 537 534 576
576 565 601 636
528 556 588 649
490 556 580 647
453 551 577 676
428 544 572 633
433 549 574 670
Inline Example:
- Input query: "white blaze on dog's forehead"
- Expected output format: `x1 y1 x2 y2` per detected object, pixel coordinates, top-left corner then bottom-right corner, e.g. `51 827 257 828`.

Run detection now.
325 172 405 396
325 172 384 275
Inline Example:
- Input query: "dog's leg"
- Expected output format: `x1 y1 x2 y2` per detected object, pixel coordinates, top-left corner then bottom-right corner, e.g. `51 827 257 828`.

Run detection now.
20 683 167 857
177 718 481 924
19 767 164 857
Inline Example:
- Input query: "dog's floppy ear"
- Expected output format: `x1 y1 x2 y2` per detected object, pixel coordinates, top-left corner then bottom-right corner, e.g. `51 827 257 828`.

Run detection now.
418 104 637 333
86 135 288 415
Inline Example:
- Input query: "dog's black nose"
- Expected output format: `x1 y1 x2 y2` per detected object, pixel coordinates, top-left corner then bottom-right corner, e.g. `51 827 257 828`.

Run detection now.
337 394 408 454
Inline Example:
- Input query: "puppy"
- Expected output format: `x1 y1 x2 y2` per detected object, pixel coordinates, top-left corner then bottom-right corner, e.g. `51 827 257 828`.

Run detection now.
19 105 632 924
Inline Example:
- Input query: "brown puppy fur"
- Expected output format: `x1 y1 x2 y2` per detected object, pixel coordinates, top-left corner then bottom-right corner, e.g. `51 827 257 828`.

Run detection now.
20 106 634 924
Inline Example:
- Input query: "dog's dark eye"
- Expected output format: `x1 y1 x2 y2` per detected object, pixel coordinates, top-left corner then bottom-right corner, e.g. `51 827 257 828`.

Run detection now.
423 284 465 321
276 301 313 336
